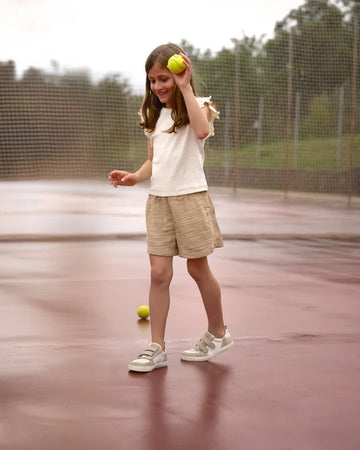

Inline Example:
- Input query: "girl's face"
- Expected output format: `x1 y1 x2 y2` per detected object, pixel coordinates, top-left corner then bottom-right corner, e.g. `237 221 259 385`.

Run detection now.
148 63 175 108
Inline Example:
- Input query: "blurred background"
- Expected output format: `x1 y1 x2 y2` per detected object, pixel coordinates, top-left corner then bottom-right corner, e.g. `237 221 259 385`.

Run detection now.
1 4 360 448
0 0 359 199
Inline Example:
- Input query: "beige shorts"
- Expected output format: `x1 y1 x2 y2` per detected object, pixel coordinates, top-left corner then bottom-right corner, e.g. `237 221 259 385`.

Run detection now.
146 191 223 259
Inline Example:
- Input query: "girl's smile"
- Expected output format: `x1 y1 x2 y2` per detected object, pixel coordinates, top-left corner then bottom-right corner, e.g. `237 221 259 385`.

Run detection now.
148 63 175 107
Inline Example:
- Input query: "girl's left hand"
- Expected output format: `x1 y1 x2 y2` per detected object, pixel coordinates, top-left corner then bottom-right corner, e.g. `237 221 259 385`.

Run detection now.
170 53 192 90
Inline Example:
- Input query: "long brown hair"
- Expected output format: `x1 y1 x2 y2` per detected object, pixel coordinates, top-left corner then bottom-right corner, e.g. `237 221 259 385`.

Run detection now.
139 43 197 134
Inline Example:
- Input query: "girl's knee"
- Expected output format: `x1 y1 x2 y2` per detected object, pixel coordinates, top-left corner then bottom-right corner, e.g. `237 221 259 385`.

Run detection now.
187 257 208 281
151 265 173 286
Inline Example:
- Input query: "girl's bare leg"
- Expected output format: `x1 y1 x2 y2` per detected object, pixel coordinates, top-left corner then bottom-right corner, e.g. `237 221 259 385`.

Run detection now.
148 255 173 349
187 256 226 338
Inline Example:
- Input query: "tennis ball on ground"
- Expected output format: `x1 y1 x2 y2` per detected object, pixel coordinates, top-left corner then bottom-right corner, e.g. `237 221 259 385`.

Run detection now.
137 305 150 319
167 54 186 74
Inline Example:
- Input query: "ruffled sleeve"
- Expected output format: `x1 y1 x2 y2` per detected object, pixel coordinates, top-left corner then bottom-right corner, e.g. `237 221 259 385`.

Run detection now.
138 110 151 137
196 96 220 138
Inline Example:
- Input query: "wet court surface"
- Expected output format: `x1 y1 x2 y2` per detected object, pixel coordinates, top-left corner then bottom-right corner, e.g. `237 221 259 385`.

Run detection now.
1 237 360 449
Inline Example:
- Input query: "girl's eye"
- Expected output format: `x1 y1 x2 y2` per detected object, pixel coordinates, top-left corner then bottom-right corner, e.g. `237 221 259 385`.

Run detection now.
149 77 168 84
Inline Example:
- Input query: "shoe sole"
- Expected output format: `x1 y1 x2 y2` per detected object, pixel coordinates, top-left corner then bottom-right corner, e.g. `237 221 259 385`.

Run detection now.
128 361 168 373
181 341 234 362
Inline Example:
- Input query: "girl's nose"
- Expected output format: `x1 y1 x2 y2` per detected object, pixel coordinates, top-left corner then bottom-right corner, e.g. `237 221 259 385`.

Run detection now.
154 81 162 91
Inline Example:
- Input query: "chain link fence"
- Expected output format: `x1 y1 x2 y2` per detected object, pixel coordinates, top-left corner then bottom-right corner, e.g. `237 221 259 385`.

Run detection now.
1 0 359 200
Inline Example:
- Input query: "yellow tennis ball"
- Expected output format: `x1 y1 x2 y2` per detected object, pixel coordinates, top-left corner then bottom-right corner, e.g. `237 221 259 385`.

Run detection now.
168 54 186 74
137 305 150 319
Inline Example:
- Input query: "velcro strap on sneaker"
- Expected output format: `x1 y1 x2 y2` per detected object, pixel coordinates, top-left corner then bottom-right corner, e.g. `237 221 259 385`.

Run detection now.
139 349 156 359
196 333 215 353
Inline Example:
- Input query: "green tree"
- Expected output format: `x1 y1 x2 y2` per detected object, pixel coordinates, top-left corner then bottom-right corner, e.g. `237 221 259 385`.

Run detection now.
191 36 263 151
261 0 355 140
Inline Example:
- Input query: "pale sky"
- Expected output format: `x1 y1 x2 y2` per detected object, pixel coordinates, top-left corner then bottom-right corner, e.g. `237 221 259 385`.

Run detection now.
0 0 305 91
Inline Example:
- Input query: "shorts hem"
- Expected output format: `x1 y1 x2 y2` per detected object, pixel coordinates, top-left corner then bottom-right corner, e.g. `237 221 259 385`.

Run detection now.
178 243 224 259
147 248 178 257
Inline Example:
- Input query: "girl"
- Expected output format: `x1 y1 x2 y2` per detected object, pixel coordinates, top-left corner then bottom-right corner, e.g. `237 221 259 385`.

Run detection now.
108 43 233 372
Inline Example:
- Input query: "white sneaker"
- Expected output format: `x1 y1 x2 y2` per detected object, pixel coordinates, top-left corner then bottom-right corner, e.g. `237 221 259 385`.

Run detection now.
181 327 233 362
128 343 168 372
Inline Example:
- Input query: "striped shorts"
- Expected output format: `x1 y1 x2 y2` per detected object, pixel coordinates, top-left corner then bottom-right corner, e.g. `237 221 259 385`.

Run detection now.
146 191 223 259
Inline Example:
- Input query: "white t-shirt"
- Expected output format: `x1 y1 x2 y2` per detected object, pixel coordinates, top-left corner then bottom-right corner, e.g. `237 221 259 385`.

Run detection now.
146 97 219 197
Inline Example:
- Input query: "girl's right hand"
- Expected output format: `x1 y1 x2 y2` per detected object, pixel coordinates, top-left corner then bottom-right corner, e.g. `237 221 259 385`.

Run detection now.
108 170 138 187
171 53 192 91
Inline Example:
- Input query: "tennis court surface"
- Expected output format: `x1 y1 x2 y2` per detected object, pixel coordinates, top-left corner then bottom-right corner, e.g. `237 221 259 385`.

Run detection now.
1 181 360 450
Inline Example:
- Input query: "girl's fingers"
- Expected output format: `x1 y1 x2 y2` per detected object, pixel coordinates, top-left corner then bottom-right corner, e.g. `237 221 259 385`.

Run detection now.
180 52 190 65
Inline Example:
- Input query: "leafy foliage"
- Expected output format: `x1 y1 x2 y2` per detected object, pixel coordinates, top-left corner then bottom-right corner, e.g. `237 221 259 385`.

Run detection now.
0 0 359 193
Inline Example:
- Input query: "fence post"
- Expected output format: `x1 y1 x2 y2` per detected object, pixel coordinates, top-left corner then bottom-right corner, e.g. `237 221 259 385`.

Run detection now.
224 99 231 184
348 6 358 205
256 96 264 166
293 92 300 169
233 40 240 193
337 85 344 169
285 30 293 198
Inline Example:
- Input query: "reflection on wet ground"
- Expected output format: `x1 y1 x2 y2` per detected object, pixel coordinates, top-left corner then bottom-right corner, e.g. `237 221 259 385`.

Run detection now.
1 238 359 449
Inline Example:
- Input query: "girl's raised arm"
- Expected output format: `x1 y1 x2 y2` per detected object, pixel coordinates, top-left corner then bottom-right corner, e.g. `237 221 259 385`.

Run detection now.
171 53 210 140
